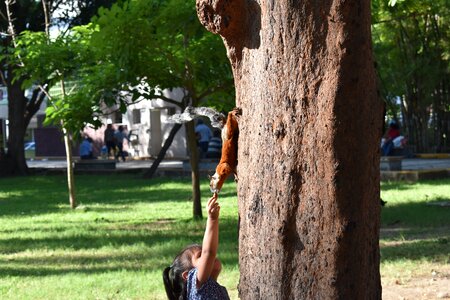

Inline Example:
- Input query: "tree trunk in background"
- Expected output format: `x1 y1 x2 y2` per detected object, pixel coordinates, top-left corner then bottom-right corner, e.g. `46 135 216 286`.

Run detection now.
143 123 182 179
62 127 77 209
0 73 28 176
197 0 382 298
186 121 202 219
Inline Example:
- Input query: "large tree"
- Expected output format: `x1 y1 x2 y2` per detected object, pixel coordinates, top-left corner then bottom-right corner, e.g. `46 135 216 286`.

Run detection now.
197 0 382 298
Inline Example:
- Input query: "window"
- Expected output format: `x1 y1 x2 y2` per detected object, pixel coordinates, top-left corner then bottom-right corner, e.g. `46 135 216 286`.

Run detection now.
114 110 123 123
167 107 176 116
132 109 141 124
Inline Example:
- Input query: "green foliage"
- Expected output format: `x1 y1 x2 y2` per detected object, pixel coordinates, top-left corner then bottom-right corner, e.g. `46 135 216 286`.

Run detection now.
4 0 234 138
90 0 234 107
7 26 102 137
372 0 449 149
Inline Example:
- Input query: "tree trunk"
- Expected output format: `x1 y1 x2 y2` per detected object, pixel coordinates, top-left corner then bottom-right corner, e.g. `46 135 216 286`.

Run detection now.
143 123 182 179
186 121 202 219
62 126 77 209
59 80 77 209
0 74 28 176
197 0 382 299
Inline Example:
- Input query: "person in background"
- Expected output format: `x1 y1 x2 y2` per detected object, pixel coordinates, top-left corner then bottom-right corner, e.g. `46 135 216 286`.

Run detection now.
80 137 95 160
206 130 222 159
195 119 212 158
381 121 401 156
114 125 129 162
104 124 115 158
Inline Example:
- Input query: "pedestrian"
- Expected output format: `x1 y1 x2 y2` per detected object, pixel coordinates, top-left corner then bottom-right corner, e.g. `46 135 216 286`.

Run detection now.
114 125 129 162
195 119 212 158
381 121 400 156
104 124 115 158
206 130 222 159
80 137 95 160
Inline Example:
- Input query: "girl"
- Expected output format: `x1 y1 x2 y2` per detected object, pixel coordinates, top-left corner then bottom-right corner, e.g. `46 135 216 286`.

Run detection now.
162 194 230 300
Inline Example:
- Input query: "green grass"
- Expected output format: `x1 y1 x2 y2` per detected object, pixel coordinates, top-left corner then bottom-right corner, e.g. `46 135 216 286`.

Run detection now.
0 175 239 300
0 175 449 299
380 179 450 282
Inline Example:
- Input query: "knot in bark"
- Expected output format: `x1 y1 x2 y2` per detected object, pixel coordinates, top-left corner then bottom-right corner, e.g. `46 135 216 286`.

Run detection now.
196 0 261 65
196 0 241 37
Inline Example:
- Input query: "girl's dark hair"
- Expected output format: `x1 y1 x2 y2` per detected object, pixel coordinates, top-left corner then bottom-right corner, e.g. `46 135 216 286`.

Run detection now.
163 244 201 300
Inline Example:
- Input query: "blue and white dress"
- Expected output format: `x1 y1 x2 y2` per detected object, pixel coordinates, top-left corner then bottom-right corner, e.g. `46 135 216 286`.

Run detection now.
186 268 230 300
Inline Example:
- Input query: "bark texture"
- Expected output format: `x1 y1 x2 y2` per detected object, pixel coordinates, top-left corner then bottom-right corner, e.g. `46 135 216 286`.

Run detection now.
197 0 382 299
0 74 28 176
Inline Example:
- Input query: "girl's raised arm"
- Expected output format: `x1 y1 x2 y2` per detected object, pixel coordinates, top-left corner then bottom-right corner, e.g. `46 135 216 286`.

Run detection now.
196 194 220 287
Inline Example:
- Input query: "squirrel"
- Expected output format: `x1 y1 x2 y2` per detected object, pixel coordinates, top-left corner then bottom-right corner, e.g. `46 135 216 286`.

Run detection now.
209 107 241 193
168 106 241 193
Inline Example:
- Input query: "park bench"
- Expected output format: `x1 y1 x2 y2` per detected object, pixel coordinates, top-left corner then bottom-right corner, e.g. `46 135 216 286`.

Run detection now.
380 156 403 171
74 159 116 170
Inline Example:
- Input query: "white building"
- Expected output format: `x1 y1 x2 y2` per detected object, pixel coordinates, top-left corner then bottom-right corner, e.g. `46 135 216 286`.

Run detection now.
1 85 190 159
99 88 188 159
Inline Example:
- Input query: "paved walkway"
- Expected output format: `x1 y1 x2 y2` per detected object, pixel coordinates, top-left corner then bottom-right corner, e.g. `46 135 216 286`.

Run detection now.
401 159 450 170
27 158 450 171
27 159 184 170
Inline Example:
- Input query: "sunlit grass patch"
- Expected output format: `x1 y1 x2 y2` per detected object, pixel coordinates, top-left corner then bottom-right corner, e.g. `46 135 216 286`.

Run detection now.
380 179 450 284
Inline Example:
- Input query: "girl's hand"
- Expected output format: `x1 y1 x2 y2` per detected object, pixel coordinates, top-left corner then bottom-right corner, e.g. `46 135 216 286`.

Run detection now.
207 193 220 220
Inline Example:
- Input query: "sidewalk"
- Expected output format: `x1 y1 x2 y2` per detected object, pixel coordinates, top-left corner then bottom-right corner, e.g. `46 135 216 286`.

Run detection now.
27 158 450 170
27 158 218 177
27 159 184 170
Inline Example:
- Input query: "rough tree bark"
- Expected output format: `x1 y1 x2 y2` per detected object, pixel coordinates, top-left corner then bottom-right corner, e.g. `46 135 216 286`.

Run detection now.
197 0 382 299
0 72 28 176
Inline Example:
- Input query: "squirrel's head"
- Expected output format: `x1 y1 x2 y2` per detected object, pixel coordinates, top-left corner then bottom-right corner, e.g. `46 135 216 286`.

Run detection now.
208 164 233 193
208 173 221 193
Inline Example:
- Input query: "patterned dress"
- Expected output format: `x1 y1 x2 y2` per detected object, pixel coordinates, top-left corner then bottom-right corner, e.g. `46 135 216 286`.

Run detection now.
186 268 230 300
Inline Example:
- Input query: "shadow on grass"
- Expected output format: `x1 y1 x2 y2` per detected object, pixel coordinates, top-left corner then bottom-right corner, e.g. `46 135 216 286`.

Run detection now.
380 238 449 263
380 197 449 265
0 217 239 277
381 200 450 227
381 178 450 192
0 175 208 217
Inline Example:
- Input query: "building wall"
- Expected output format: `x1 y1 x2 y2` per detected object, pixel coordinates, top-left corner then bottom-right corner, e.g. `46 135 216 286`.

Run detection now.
0 83 189 159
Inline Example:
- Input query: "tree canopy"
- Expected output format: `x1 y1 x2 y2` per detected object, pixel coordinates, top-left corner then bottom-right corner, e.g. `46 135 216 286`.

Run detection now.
89 0 234 110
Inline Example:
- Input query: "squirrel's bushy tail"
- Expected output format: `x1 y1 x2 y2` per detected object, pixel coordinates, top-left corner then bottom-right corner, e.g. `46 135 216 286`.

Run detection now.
167 106 226 129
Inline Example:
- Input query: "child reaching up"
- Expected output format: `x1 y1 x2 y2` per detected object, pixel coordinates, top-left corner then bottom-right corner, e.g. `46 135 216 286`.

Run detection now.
163 194 230 300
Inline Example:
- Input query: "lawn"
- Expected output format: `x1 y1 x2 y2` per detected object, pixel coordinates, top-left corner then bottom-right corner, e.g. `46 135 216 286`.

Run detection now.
0 175 449 299
380 180 450 298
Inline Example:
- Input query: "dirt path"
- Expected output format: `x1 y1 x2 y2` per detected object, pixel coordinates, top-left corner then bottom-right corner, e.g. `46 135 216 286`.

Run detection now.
383 267 450 300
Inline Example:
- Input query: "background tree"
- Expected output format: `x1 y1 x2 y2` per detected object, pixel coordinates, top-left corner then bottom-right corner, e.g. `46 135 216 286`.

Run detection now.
372 0 450 152
197 0 382 298
89 0 234 218
11 26 98 208
0 0 115 176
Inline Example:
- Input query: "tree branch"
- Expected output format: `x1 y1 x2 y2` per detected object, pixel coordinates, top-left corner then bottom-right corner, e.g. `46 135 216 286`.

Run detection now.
42 0 51 37
153 94 183 107
197 81 233 100
5 0 24 66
